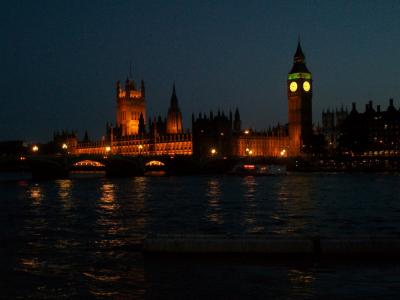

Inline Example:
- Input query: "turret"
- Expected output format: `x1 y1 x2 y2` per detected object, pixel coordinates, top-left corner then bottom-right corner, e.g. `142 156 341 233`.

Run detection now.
166 82 183 134
233 107 241 132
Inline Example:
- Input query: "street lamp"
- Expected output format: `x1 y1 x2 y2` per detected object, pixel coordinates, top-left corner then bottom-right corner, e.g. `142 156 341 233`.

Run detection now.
105 146 111 153
211 148 217 156
32 145 39 153
62 143 68 150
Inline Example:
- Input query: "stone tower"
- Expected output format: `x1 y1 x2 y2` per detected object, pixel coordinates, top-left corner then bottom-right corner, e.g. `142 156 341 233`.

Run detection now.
287 41 313 156
166 83 183 134
116 78 146 136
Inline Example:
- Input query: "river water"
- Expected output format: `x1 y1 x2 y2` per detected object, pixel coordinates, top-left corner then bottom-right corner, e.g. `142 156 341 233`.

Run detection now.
1 173 400 299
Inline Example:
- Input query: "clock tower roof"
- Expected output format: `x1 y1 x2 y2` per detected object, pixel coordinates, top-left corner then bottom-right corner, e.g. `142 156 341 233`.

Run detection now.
289 41 310 74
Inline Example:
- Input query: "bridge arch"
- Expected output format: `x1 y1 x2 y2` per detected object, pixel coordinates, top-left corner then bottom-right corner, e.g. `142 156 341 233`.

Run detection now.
73 160 106 167
145 160 166 167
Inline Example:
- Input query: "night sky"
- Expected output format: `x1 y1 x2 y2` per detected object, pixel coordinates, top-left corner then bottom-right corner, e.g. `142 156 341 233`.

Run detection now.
2 1 400 142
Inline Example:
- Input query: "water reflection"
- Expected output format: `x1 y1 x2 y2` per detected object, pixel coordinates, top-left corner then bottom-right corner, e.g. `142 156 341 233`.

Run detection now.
273 176 315 235
242 176 264 233
27 184 43 206
130 177 148 230
18 258 41 273
206 178 224 225
97 181 124 239
100 182 117 211
287 268 315 298
56 179 73 210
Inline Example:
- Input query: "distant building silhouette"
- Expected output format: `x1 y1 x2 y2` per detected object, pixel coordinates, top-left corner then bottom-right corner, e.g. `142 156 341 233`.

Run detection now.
338 99 400 156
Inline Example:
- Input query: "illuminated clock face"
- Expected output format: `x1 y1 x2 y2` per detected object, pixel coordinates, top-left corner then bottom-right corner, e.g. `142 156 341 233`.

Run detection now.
303 81 311 92
289 81 297 92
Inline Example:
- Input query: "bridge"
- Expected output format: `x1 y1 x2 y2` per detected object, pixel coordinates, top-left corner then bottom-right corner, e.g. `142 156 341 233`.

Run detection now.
0 154 204 179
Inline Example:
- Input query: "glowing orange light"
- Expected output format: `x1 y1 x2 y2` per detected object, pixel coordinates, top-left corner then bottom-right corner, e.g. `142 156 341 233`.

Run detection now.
211 148 217 155
32 145 39 152
62 143 68 149
74 160 105 167
145 160 165 167
20 156 26 161
243 164 255 170
280 149 287 157
105 146 111 152
244 130 249 134
248 150 253 155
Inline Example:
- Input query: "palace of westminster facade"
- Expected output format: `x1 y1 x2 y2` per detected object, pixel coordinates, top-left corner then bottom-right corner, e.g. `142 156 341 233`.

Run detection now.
73 42 314 158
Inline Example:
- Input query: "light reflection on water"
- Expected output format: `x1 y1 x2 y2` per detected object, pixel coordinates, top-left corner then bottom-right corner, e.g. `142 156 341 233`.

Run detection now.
288 268 316 298
130 177 148 230
242 176 264 233
56 179 73 210
4 174 400 299
27 183 43 206
273 176 315 235
206 178 224 225
97 181 125 238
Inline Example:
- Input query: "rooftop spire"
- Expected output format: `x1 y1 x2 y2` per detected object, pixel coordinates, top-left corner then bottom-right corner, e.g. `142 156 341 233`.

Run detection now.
289 39 310 74
169 82 179 111
172 81 176 97
294 40 305 63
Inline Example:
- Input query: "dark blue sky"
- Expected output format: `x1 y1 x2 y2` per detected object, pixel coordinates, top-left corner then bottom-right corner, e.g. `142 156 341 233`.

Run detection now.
2 1 400 142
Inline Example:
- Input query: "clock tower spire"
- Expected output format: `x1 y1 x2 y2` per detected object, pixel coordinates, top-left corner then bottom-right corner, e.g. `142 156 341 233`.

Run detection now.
287 40 313 156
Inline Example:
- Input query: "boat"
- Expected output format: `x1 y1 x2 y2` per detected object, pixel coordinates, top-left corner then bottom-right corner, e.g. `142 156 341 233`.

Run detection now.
229 163 287 176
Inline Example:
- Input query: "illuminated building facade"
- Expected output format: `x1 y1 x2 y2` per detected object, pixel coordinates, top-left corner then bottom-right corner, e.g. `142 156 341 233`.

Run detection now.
192 42 313 158
73 41 313 158
287 42 313 155
166 83 183 134
235 41 312 157
116 78 146 136
74 81 192 156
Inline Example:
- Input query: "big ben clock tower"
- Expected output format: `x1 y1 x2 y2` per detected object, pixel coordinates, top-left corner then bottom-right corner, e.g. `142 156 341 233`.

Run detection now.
287 41 313 156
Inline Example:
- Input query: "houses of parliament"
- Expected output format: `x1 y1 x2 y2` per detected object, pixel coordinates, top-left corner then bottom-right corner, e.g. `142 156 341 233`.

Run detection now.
73 42 313 158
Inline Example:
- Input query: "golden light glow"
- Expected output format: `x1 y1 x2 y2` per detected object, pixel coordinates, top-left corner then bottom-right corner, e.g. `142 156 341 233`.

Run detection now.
211 148 217 155
138 145 143 150
303 81 311 92
32 145 39 152
280 149 287 157
248 150 253 155
244 130 250 134
62 143 68 149
289 81 298 92
20 156 26 161
145 160 165 167
105 146 111 152
74 160 105 167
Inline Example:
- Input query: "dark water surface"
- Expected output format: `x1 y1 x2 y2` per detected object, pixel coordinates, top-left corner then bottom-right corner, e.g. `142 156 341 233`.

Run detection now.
1 173 400 299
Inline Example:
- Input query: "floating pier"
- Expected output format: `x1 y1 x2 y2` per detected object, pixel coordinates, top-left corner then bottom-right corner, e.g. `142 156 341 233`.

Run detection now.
143 234 400 258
